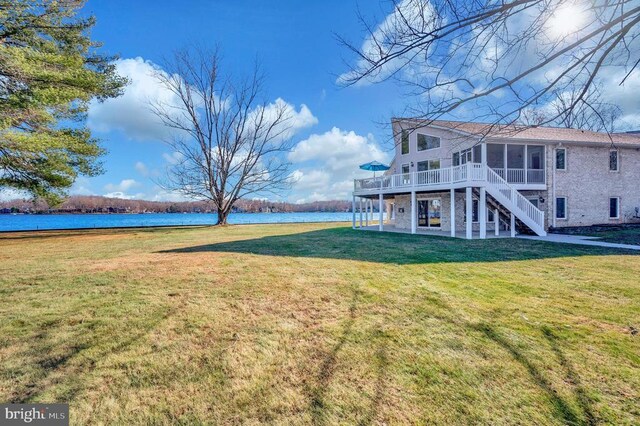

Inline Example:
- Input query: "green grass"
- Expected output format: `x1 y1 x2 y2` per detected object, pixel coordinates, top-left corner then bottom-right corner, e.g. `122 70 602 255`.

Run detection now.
0 223 638 425
582 226 640 246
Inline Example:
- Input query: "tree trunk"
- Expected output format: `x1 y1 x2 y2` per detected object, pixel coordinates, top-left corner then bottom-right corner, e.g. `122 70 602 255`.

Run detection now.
216 207 230 226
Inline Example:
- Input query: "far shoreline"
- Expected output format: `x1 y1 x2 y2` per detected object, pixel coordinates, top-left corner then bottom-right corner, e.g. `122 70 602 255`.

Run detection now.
0 220 352 234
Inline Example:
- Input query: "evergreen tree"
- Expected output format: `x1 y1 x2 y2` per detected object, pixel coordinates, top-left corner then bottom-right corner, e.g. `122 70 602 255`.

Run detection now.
0 0 126 203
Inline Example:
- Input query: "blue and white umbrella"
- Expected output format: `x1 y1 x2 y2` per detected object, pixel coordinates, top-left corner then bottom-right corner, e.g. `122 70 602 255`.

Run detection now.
359 161 390 178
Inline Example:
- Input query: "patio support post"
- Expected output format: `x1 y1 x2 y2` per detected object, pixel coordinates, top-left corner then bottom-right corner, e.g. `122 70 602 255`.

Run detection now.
465 187 473 240
410 191 417 234
494 208 499 236
352 195 356 229
450 189 456 237
378 193 384 231
359 198 363 228
479 187 486 239
364 200 368 227
510 212 516 237
369 200 373 222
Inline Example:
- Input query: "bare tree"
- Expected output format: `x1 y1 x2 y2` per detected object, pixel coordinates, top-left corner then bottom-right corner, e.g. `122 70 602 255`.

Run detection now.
339 0 639 135
517 85 622 131
548 86 622 132
150 48 294 225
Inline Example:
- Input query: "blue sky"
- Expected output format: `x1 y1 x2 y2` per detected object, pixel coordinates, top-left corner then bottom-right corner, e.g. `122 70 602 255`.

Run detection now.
66 0 640 203
74 0 404 203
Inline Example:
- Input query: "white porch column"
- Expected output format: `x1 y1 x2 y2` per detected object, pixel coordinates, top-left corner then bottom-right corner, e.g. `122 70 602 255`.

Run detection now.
465 187 473 240
481 142 487 164
359 198 363 228
450 189 456 238
365 199 369 226
369 200 373 222
378 193 384 231
524 145 528 184
410 191 417 234
494 208 499 236
352 195 356 229
479 187 487 239
510 212 516 237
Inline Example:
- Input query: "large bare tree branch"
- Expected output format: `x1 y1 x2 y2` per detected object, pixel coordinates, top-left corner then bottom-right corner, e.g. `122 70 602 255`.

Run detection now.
339 0 640 144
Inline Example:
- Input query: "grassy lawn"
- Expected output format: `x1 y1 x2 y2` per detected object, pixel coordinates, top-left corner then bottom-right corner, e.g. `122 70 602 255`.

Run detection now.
583 226 640 246
0 223 638 425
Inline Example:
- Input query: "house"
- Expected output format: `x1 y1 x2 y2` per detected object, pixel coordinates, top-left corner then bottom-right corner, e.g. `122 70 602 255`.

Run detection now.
352 119 640 239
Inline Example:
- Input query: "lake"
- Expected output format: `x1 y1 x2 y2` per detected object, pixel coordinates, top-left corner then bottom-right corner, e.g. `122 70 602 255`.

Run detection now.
0 212 360 232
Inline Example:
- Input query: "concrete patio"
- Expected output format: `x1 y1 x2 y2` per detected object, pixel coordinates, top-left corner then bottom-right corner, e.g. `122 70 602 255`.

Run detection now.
356 224 514 239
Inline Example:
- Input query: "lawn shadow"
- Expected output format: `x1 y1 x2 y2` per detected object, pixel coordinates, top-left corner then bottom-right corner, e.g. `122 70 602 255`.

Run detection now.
475 323 596 425
157 227 636 265
308 286 361 425
542 326 597 425
307 286 391 426
6 306 177 403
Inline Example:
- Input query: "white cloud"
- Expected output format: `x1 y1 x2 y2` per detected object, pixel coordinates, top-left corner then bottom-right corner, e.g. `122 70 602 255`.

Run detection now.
247 98 318 142
0 188 30 201
89 57 319 145
146 187 192 202
69 176 95 196
134 161 160 178
134 161 149 176
88 57 183 141
103 191 141 200
288 127 390 202
162 151 184 165
104 179 141 193
598 68 640 130
337 0 437 86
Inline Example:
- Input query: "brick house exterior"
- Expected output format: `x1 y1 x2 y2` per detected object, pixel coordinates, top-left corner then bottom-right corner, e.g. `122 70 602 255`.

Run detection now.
352 119 640 239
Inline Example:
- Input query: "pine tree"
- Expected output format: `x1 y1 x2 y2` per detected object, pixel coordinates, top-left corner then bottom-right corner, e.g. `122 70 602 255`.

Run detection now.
0 0 126 203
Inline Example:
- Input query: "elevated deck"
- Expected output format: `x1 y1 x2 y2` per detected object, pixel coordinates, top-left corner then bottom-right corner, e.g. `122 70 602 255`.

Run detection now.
352 163 547 237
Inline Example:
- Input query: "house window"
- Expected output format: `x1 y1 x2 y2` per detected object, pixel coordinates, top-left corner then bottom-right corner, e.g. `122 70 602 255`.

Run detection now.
609 197 620 219
401 164 410 184
464 199 480 223
555 197 567 219
417 159 441 172
556 148 566 170
609 150 619 171
401 130 409 155
453 152 460 166
417 134 440 151
487 209 495 223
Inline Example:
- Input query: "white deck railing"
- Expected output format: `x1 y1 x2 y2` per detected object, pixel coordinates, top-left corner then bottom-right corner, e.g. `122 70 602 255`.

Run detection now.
354 164 486 191
354 163 546 236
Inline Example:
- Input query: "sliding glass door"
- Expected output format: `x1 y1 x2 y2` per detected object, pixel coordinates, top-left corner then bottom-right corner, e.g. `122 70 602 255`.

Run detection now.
417 198 442 228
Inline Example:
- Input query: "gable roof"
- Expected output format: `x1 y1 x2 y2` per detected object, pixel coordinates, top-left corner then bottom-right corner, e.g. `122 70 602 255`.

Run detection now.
393 118 640 147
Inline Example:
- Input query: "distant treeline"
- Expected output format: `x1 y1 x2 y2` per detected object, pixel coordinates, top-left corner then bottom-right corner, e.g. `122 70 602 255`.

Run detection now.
0 195 352 214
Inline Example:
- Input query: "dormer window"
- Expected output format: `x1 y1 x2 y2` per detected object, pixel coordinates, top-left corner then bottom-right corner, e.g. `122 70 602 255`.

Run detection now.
417 133 440 151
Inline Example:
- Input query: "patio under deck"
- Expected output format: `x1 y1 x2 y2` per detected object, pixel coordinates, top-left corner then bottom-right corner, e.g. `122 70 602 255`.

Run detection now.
357 224 514 239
